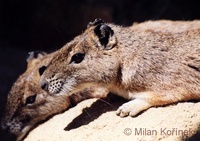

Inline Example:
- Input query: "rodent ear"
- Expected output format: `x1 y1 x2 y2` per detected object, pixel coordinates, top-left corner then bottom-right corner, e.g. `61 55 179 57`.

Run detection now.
87 18 105 28
26 51 47 62
94 23 116 50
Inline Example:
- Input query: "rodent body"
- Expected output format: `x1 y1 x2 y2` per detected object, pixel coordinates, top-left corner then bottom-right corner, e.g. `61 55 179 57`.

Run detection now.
39 19 200 117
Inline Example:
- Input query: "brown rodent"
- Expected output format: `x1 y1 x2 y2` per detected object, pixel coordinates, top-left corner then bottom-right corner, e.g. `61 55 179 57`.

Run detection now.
1 50 107 141
39 18 200 118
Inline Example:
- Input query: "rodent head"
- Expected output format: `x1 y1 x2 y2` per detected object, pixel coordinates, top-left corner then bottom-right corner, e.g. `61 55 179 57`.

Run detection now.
1 51 71 141
40 19 119 96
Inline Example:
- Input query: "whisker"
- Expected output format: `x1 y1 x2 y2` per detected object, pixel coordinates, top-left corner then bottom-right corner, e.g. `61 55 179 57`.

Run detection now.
83 108 92 118
61 83 74 95
98 98 115 108
68 92 92 118
59 86 66 94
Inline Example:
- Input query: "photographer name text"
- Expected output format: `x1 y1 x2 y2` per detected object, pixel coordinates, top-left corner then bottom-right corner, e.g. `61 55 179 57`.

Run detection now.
124 128 195 136
135 128 194 136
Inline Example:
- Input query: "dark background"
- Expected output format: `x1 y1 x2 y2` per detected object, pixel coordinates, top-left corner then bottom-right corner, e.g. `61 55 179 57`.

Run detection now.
0 0 200 131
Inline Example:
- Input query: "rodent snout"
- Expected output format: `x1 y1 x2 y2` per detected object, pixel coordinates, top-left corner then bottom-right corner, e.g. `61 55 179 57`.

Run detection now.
40 81 48 91
39 73 66 95
0 120 17 140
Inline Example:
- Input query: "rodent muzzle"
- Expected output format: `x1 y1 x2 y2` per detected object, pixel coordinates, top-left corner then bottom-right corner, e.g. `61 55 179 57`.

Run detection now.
0 120 17 140
40 82 48 92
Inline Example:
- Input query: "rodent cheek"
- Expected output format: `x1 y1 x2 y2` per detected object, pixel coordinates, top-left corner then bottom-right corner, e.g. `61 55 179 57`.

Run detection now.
36 93 48 103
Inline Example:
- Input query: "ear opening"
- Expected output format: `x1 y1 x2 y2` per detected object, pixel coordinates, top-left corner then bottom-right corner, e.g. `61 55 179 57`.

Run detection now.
26 51 47 62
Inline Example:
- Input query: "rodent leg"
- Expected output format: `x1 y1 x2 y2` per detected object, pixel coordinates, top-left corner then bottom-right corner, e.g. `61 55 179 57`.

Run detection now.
116 99 151 117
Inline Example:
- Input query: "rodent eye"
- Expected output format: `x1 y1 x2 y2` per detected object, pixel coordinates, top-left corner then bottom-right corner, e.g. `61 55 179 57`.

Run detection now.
25 95 36 105
69 53 85 64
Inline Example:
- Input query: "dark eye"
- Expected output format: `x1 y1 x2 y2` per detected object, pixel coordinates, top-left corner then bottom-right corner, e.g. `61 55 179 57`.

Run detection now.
39 66 47 76
70 53 85 64
25 95 36 105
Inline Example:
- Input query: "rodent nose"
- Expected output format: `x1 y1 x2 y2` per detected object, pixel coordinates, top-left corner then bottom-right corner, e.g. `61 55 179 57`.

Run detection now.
41 82 48 91
0 121 17 141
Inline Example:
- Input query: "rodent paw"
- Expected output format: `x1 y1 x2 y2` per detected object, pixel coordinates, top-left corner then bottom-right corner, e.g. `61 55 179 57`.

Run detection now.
116 99 151 117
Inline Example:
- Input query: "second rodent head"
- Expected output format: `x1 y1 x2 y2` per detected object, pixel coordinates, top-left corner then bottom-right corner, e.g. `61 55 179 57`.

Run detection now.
1 51 72 141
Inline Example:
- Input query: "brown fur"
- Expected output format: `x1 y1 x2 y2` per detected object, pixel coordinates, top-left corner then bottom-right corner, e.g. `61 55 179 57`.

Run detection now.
39 19 200 118
1 51 108 141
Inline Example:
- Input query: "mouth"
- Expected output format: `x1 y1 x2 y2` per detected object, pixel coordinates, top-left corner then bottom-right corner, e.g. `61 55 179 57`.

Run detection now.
17 130 29 141
2 127 23 141
17 123 35 141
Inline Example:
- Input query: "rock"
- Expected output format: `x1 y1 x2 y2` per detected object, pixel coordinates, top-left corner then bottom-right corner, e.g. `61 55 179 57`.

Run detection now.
25 94 200 141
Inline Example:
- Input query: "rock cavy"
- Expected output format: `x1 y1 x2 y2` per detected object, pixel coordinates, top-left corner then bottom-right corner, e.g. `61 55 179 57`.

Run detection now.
39 19 200 117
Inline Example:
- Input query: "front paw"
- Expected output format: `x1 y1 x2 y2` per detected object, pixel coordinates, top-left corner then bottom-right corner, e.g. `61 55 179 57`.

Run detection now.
116 99 151 117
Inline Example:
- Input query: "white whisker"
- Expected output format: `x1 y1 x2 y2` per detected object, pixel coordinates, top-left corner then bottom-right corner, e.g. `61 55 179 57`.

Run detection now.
59 77 77 95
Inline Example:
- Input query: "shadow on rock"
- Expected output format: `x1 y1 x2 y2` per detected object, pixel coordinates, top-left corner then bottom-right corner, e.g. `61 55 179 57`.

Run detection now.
64 93 127 131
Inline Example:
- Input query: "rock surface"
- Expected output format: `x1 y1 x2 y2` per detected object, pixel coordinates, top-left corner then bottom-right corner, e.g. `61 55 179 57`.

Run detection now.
25 94 200 141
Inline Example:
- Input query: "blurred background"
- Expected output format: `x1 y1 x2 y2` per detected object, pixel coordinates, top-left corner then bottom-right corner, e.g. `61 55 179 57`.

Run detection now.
0 0 200 122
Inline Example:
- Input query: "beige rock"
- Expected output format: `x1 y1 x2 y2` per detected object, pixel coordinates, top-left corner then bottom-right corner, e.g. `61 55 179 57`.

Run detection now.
25 95 200 141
